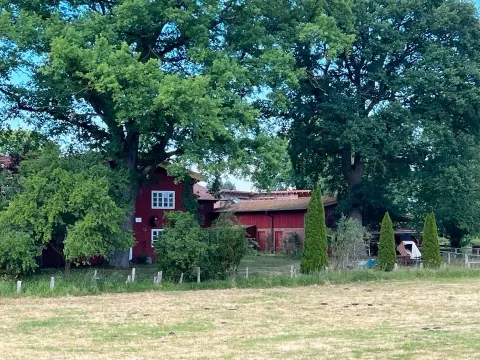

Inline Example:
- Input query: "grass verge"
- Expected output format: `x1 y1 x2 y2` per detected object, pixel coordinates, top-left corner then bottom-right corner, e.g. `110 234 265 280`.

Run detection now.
1 265 480 298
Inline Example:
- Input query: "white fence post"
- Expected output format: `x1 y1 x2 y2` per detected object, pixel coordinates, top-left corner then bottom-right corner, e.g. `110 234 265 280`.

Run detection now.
156 271 162 285
448 252 451 265
290 265 294 278
16 281 22 294
126 275 131 283
245 267 249 279
197 267 201 283
131 268 136 282
179 273 184 284
394 263 398 271
465 254 469 267
50 276 55 290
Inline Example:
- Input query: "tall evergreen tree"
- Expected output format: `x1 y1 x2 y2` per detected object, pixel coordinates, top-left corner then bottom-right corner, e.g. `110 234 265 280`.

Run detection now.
377 212 396 271
300 187 328 273
422 213 441 268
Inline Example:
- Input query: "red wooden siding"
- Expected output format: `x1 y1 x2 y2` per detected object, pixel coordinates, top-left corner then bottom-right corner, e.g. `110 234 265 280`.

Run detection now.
274 231 283 253
236 212 305 229
132 168 187 261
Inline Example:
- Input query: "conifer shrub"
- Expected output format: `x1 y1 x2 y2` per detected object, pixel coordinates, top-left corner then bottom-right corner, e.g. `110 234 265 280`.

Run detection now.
422 212 441 268
300 187 328 273
377 212 396 271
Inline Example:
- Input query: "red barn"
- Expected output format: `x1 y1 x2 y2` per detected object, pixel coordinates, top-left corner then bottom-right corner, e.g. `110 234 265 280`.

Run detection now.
131 166 216 262
216 196 337 253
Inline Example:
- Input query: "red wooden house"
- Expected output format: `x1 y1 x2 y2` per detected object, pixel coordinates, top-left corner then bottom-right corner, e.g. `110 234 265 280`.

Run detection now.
215 196 337 253
130 166 216 262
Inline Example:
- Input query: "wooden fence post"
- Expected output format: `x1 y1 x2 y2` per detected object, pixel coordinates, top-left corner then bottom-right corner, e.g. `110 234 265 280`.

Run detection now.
245 267 249 279
179 273 184 284
131 268 136 282
196 267 201 283
50 276 55 290
16 281 22 294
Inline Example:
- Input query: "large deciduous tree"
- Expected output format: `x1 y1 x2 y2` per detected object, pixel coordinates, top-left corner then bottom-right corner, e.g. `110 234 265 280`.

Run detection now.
0 0 353 266
0 149 133 273
411 135 480 247
255 0 480 225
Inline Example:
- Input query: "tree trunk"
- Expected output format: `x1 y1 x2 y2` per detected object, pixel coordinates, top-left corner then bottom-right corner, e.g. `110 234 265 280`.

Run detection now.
108 131 140 269
64 260 72 275
342 146 364 226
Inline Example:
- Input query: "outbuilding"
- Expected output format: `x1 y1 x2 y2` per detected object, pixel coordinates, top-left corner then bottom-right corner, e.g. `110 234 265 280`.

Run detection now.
216 196 337 253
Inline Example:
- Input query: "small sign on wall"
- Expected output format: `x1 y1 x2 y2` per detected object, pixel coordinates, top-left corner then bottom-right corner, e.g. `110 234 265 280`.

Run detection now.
135 217 142 223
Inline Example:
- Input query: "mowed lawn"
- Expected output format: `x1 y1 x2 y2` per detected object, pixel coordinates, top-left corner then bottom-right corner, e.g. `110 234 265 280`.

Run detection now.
2 280 480 359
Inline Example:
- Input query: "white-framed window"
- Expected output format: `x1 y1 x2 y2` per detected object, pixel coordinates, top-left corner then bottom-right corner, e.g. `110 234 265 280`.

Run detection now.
152 191 175 209
151 229 164 247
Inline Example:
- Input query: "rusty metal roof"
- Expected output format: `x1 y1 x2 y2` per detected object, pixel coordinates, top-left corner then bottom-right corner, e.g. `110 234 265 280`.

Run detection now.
193 183 217 201
215 196 337 213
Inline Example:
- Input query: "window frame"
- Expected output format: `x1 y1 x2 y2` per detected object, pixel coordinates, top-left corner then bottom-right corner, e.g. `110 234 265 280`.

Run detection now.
151 228 164 248
151 190 175 209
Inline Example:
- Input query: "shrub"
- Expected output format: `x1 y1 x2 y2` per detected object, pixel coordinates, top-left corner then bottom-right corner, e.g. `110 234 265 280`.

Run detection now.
422 212 441 268
281 232 302 259
330 215 371 269
155 212 207 281
300 187 328 273
201 213 247 280
377 212 396 271
0 226 39 276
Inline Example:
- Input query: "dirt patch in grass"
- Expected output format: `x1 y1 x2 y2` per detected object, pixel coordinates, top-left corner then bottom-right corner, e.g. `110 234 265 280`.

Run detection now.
1 279 480 359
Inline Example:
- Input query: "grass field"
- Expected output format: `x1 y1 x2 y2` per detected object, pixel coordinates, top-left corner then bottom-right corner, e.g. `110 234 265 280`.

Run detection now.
2 279 480 359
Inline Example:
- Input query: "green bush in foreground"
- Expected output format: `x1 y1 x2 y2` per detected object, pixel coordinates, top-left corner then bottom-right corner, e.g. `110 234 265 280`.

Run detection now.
0 226 39 275
201 213 247 280
155 211 207 281
422 213 441 268
377 212 396 271
300 187 328 273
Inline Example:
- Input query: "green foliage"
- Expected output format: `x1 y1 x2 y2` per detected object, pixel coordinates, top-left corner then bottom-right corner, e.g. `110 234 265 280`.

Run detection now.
281 232 302 259
201 213 247 280
330 216 371 269
0 130 53 157
300 187 328 273
155 212 207 280
412 135 480 247
0 149 133 266
422 213 441 268
253 0 480 226
0 225 39 276
377 213 396 272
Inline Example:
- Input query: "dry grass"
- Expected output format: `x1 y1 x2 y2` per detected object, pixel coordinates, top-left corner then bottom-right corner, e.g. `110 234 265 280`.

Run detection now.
2 279 480 359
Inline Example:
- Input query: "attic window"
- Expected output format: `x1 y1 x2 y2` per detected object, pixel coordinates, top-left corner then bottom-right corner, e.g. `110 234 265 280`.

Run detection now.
152 191 175 209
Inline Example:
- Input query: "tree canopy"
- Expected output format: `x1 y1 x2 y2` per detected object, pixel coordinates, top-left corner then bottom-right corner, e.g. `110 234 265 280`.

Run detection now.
0 149 133 272
0 0 353 266
254 0 480 226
